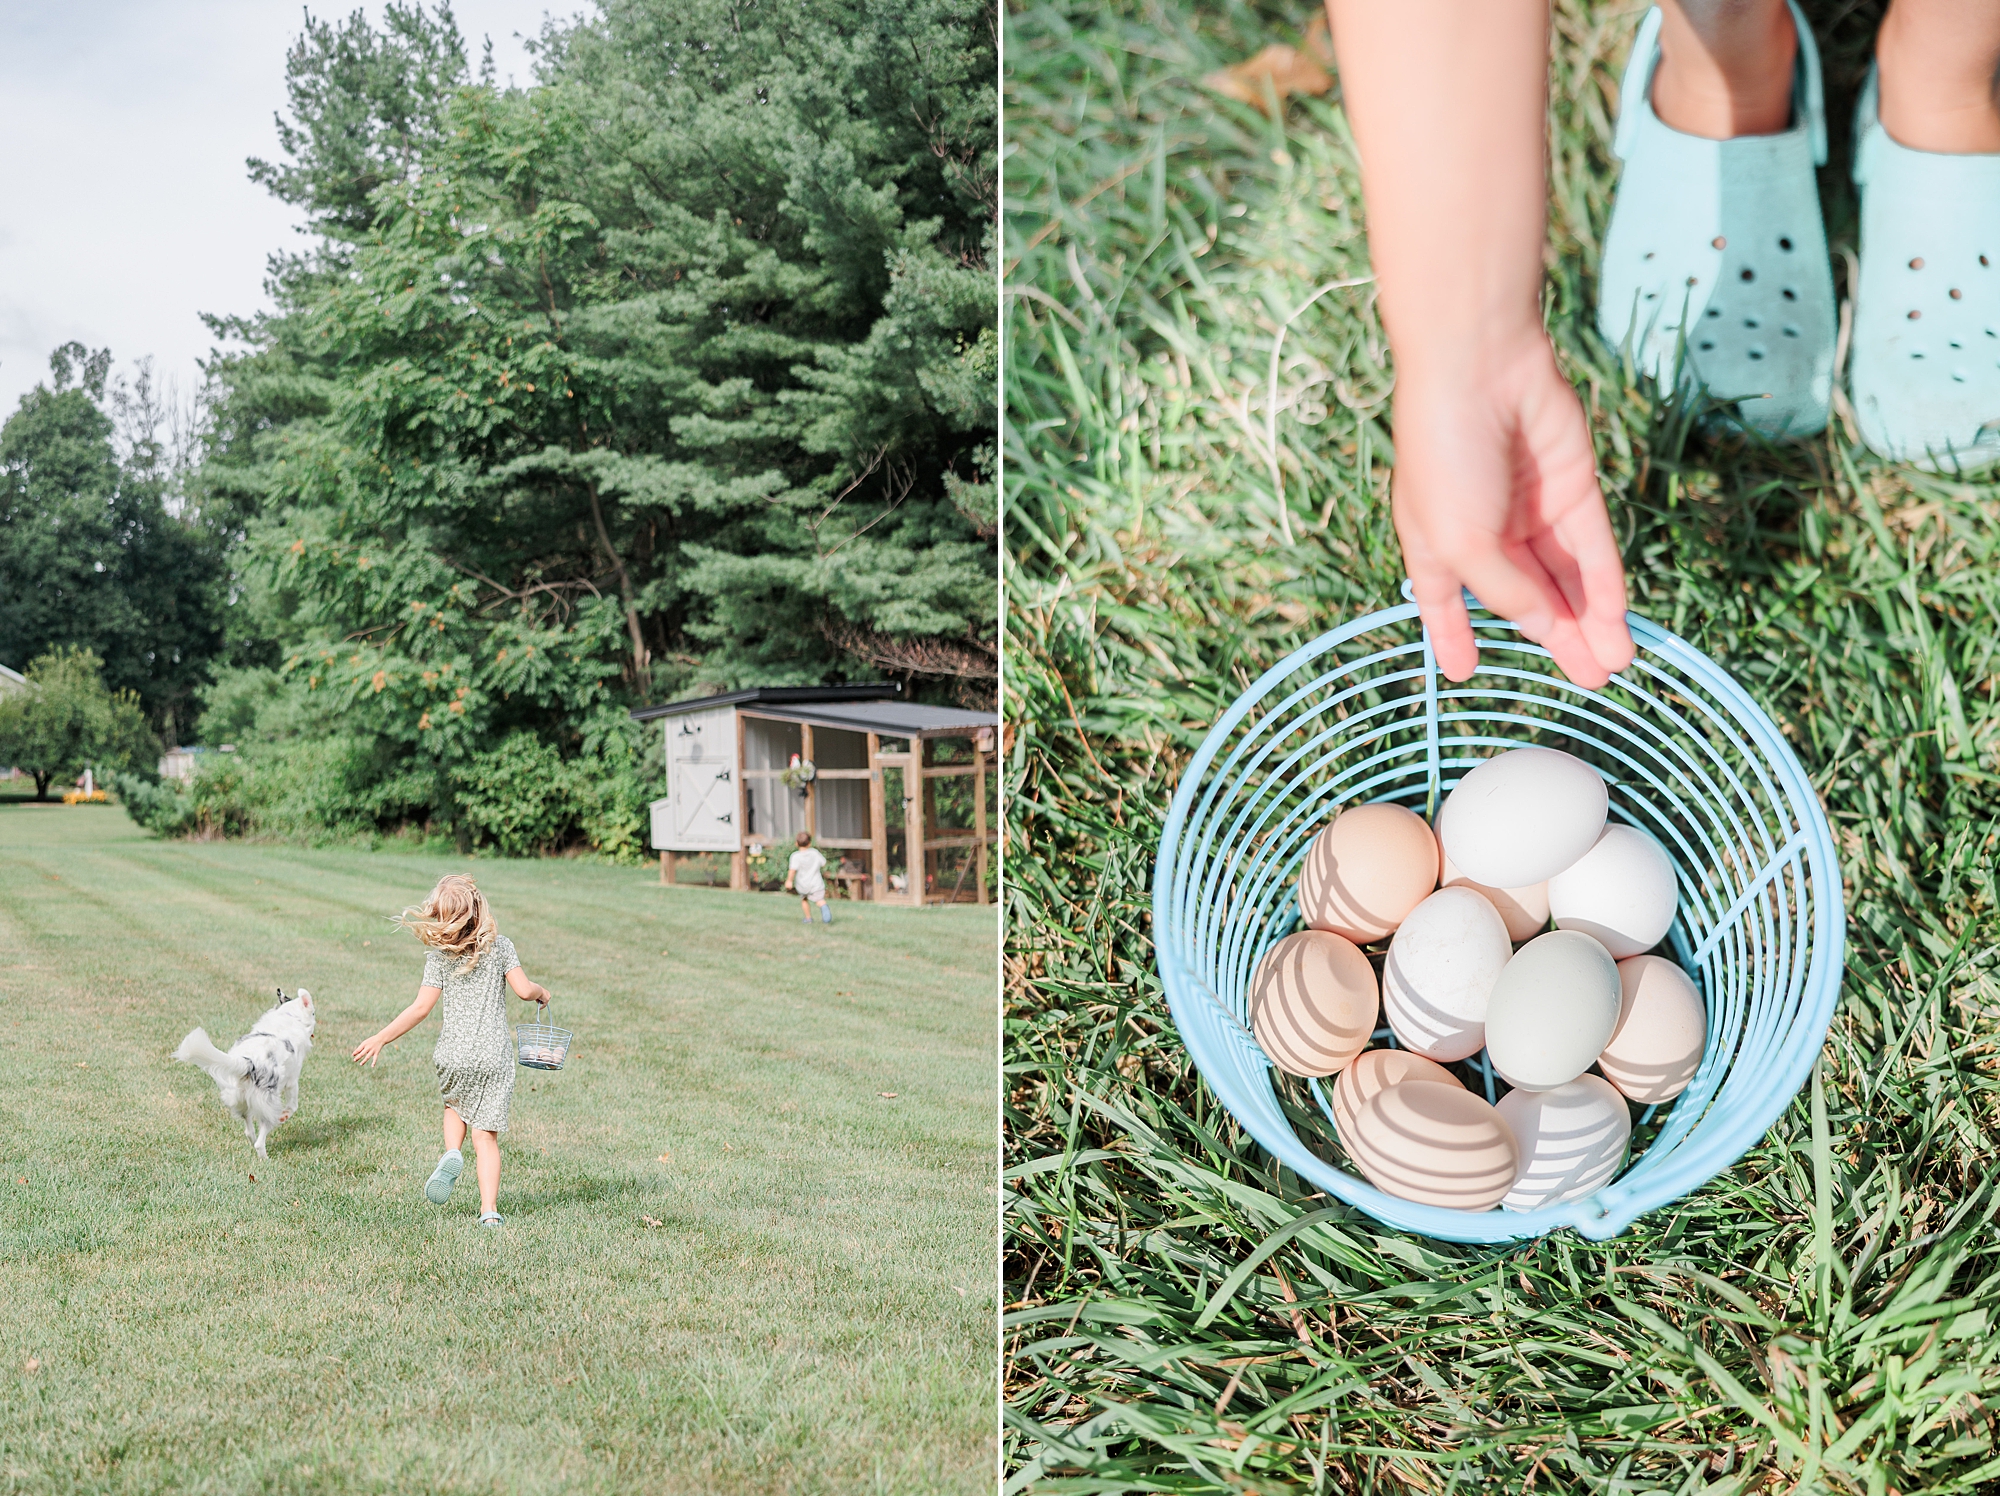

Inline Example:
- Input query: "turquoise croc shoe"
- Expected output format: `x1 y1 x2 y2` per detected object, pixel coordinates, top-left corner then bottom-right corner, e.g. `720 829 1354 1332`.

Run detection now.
1850 68 2000 471
1597 3 1836 436
424 1149 463 1205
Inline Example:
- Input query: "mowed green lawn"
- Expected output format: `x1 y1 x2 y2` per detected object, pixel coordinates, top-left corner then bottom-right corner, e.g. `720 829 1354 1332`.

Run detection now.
0 804 997 1496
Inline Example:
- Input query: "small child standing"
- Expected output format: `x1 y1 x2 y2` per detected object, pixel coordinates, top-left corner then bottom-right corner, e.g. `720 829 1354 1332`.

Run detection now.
351 873 548 1227
785 831 832 925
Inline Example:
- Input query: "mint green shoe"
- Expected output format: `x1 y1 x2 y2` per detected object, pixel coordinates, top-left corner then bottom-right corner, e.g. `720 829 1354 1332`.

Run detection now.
424 1150 463 1205
1850 66 2000 471
479 1211 503 1228
1597 3 1835 436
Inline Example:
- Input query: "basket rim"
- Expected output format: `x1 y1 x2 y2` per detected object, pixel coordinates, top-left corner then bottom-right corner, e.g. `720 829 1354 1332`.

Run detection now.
1152 599 1846 1244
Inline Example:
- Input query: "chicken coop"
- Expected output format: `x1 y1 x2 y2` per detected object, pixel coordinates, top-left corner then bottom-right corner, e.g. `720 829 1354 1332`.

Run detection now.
631 684 999 905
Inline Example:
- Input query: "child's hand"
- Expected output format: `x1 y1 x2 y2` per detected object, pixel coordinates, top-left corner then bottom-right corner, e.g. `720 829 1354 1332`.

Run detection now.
1390 336 1633 689
1323 0 1634 691
352 1033 388 1066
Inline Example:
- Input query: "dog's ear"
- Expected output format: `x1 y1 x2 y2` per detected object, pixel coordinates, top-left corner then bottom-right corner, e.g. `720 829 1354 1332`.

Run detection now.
296 989 313 1009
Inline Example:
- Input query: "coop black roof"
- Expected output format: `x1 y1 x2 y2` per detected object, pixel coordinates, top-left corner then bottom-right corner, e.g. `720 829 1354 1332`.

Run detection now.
628 683 902 722
629 683 995 738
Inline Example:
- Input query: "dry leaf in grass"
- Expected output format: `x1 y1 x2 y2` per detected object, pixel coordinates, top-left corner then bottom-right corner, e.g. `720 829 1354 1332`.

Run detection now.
657 1151 671 1162
879 1092 898 1099
1203 14 1336 113
641 1215 663 1228
24 1357 38 1374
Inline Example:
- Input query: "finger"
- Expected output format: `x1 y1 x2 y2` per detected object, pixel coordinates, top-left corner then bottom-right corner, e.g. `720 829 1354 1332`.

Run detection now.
1549 505 1634 678
1459 545 1610 691
1409 570 1478 681
1396 508 1482 681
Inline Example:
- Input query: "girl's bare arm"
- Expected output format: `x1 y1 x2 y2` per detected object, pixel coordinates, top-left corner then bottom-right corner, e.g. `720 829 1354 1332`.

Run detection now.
352 986 441 1065
1323 0 1633 688
506 966 549 1005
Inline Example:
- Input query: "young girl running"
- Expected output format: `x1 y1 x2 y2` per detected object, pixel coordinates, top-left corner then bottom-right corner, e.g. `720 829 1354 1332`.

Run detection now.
352 873 548 1227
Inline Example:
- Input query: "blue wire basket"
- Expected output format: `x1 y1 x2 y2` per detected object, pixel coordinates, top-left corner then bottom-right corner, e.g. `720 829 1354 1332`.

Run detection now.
516 1000 572 1072
1152 594 1845 1243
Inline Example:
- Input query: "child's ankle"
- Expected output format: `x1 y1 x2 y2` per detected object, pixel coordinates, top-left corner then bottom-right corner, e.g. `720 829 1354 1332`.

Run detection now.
1876 13 2000 153
1652 3 1796 140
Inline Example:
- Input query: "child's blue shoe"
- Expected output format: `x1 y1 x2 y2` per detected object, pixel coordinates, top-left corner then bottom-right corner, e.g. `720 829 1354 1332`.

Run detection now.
424 1149 463 1205
479 1211 503 1228
821 905 832 924
1849 66 2000 471
1597 3 1835 436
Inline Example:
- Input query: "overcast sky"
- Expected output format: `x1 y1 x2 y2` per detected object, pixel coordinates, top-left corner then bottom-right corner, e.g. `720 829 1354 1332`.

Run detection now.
0 1 577 418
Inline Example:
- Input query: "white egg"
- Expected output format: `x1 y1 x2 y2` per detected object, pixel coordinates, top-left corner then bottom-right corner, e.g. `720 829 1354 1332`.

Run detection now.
1496 1075 1632 1211
1547 824 1679 959
1484 930 1622 1092
1436 747 1608 889
1380 887 1513 1062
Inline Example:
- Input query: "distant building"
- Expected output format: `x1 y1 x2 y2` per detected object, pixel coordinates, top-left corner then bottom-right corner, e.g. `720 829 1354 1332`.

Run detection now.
0 662 22 781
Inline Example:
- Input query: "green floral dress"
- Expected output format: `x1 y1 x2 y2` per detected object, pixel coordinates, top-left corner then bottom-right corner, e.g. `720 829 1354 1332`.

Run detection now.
425 935 519 1132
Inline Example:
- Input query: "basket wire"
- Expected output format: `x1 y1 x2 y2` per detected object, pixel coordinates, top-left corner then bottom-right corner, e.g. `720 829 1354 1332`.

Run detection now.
1152 595 1844 1243
516 1001 572 1072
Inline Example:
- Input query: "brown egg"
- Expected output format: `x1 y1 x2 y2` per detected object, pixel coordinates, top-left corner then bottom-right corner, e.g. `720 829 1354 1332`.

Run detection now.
1340 1080 1519 1211
1330 1047 1463 1141
1249 931 1378 1077
1298 802 1438 943
1599 955 1706 1103
1436 834 1551 943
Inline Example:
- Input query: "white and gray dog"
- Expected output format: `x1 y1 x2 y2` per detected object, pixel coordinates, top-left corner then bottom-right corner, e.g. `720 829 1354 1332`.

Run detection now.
174 988 318 1158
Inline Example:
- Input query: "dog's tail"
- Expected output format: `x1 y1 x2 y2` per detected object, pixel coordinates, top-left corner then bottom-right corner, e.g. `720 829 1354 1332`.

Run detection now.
173 1028 247 1083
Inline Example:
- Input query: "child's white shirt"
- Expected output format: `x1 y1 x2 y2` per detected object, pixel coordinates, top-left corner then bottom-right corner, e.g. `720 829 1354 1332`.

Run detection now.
789 847 827 895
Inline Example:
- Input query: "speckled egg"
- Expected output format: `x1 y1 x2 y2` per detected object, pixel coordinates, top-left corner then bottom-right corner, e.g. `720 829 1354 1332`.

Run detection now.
1249 931 1379 1077
1381 886 1513 1062
1496 1075 1631 1211
1297 802 1440 943
1340 1081 1520 1211
1548 824 1679 959
1436 747 1608 889
1484 930 1622 1092
1598 955 1707 1103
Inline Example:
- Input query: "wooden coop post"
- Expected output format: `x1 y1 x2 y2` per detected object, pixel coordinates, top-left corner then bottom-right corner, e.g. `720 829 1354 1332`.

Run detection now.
973 746 988 906
730 709 750 891
660 850 678 886
801 722 816 839
867 732 887 902
908 741 927 906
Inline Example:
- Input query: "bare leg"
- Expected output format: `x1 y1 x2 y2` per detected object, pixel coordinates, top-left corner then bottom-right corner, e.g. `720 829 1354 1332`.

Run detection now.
470 1130 501 1215
442 1107 467 1152
1877 0 2000 152
1652 0 1796 139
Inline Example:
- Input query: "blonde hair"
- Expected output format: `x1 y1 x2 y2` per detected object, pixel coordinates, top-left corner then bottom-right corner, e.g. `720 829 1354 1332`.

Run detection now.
398 874 496 970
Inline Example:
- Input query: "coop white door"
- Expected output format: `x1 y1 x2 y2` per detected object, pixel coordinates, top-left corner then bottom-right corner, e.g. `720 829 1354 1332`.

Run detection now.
670 761 739 850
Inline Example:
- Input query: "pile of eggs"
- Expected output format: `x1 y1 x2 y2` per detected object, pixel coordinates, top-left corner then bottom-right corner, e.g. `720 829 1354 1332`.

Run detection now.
1250 746 1707 1213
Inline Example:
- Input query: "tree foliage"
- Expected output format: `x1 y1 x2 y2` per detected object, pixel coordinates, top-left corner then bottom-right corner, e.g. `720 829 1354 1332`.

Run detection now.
188 0 996 846
0 347 225 740
0 647 157 800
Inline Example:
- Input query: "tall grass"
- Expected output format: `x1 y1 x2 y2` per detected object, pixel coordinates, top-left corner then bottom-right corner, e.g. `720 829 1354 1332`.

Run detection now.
1003 1 2000 1489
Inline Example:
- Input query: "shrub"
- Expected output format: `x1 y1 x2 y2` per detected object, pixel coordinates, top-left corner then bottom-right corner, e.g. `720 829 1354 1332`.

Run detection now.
108 771 196 835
